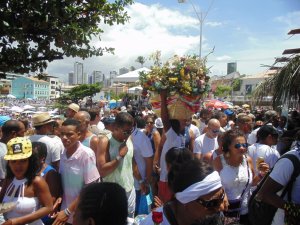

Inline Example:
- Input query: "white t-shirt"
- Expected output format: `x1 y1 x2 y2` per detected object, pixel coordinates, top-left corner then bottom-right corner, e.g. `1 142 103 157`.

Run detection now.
97 121 105 130
199 120 206 134
248 143 280 176
247 127 259 145
270 150 300 225
29 135 63 164
189 124 200 138
132 128 153 190
193 134 218 155
159 128 185 182
140 207 170 225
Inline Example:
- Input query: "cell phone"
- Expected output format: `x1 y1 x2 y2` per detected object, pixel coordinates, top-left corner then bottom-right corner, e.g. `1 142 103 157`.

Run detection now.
256 157 264 170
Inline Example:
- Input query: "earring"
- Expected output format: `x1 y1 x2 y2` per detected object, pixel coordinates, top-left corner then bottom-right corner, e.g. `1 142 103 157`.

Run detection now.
225 152 230 158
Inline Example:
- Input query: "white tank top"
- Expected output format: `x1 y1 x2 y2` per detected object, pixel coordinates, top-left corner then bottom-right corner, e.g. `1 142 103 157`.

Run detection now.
3 178 43 225
220 155 252 215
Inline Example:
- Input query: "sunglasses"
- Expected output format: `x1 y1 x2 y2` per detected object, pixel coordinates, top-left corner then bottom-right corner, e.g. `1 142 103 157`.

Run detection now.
234 143 248 149
146 121 154 125
211 129 220 134
196 190 225 208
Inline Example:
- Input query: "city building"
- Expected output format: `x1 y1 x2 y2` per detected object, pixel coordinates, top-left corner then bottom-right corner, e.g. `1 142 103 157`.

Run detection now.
227 62 237 74
43 76 61 99
11 76 50 99
68 72 75 85
92 71 103 84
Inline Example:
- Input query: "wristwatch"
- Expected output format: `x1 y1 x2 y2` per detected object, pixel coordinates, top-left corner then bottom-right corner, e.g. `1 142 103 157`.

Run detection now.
116 155 122 161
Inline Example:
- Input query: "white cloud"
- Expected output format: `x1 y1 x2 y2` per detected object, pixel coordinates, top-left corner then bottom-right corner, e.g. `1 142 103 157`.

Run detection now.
215 55 232 61
46 3 300 83
206 21 223 27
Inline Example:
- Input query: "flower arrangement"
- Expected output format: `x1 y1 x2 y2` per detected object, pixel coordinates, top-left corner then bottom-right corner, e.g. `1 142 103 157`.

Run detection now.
139 55 210 97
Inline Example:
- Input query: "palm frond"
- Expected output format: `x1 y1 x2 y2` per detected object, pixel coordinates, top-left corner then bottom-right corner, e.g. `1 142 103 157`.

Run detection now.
253 55 300 108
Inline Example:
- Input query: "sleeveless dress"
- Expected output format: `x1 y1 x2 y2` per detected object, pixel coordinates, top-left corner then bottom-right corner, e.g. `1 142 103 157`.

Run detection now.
3 178 44 225
220 155 252 215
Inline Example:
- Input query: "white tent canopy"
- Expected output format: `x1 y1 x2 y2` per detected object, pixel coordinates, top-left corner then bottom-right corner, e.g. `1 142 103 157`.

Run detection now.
114 67 151 83
127 86 143 94
7 94 16 99
23 105 36 110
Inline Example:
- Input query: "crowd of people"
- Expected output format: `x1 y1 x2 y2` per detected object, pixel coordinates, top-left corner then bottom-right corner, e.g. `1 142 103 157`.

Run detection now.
0 94 299 225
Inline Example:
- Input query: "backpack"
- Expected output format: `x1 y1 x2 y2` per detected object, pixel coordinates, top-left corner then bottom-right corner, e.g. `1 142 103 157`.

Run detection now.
248 154 300 225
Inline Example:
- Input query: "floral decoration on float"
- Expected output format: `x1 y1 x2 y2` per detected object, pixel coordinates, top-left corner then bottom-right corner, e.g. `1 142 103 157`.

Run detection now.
139 55 211 119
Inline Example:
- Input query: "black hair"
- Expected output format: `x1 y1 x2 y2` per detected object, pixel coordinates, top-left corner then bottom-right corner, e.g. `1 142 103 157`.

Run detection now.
222 129 246 153
168 159 213 193
212 112 226 120
77 182 128 225
170 119 180 134
166 147 193 168
19 119 29 130
88 108 100 121
1 120 21 135
6 150 39 186
135 116 146 129
114 112 134 127
32 141 48 160
62 118 81 131
200 109 210 117
256 125 278 142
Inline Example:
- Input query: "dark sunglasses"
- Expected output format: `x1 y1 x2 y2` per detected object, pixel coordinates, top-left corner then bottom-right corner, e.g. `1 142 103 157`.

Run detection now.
196 190 225 208
234 143 248 149
212 129 220 134
146 121 154 125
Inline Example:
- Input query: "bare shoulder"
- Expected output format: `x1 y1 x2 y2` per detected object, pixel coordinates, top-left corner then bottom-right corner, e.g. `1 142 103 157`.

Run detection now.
213 155 223 172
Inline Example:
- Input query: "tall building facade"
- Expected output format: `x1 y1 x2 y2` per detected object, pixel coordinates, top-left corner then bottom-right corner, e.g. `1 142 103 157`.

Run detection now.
227 62 237 75
68 72 74 85
74 62 84 84
92 71 103 84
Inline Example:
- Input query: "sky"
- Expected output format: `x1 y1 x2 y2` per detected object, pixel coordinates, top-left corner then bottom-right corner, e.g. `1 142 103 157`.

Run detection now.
46 0 300 83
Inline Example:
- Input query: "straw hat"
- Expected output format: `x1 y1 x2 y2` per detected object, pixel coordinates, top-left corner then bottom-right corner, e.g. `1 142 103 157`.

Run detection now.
68 103 80 113
5 137 32 160
32 113 54 127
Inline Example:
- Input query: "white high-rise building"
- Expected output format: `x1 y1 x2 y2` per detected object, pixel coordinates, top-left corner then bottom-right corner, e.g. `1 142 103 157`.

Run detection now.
74 62 84 84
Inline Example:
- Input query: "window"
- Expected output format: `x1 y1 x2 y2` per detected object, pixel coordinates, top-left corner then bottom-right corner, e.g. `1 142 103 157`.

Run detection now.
51 81 55 84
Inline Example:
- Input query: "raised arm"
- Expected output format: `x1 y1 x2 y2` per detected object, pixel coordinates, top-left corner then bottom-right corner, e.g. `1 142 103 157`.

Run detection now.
160 90 171 132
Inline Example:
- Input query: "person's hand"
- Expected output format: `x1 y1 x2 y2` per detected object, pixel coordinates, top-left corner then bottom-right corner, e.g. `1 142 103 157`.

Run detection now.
153 163 161 174
153 196 163 208
118 143 128 158
258 162 270 176
2 219 13 225
140 182 150 195
52 210 69 225
50 197 62 217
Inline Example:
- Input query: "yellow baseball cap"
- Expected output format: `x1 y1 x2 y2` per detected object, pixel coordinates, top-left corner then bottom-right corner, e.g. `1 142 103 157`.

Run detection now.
5 137 32 161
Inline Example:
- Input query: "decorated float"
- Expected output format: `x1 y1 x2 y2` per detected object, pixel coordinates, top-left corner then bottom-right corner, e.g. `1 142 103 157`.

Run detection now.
139 55 211 119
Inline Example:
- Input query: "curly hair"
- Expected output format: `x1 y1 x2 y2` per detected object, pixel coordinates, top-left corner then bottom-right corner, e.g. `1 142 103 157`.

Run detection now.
222 129 246 153
6 152 39 186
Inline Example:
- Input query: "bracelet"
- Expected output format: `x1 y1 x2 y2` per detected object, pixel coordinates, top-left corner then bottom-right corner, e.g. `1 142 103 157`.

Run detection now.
64 208 71 217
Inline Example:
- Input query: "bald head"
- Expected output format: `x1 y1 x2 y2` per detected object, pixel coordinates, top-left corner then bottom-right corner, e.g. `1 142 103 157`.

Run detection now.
207 118 220 127
74 111 91 131
74 111 91 122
